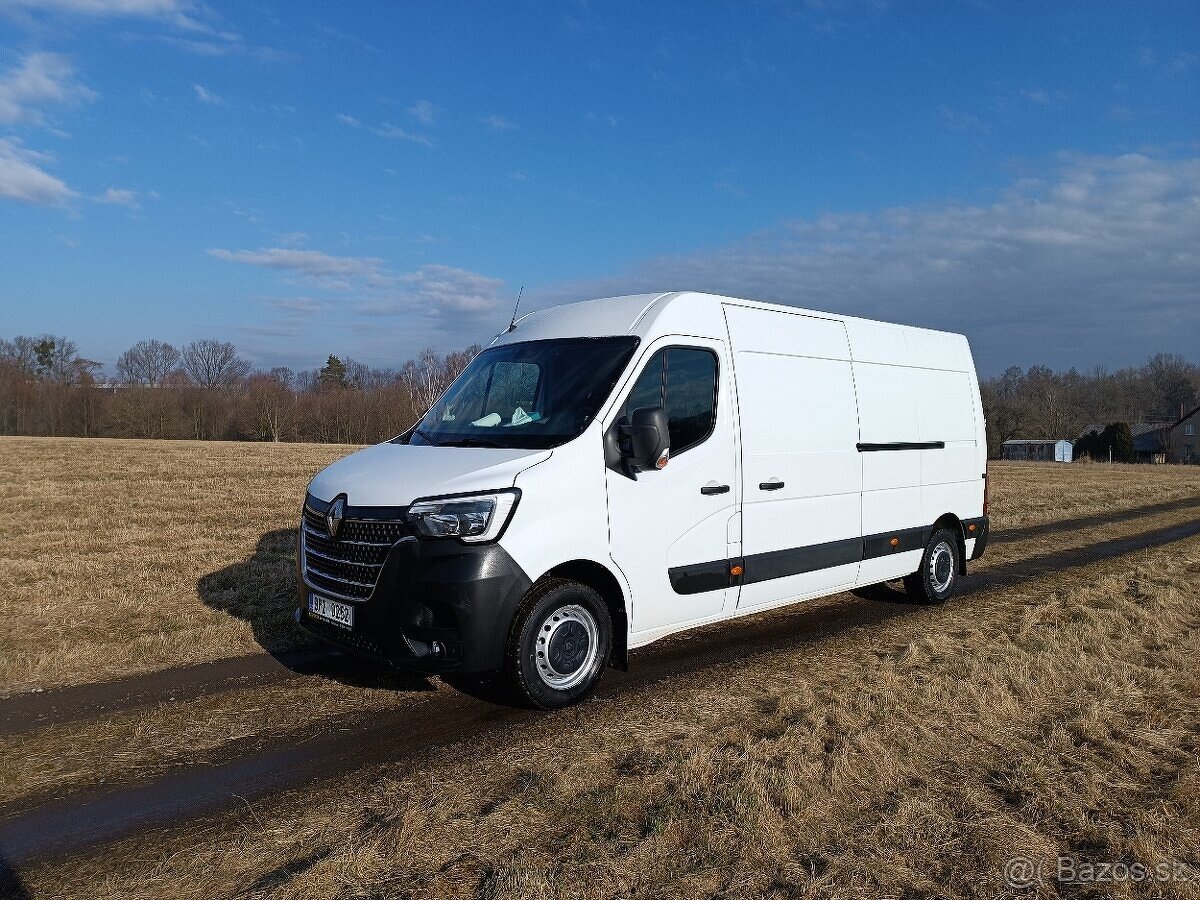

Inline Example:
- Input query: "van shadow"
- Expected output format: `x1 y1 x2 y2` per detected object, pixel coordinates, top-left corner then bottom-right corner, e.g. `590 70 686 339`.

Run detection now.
851 581 926 605
0 853 32 900
197 529 436 694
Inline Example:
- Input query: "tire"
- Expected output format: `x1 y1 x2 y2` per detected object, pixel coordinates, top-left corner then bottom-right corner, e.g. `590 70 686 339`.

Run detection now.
903 527 961 604
505 578 612 710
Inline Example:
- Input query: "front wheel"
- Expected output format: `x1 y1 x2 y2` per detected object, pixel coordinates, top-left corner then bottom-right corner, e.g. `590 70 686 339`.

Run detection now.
505 578 612 709
903 528 961 604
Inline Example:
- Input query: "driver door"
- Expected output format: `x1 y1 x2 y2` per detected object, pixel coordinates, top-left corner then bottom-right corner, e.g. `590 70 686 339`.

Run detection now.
605 338 740 637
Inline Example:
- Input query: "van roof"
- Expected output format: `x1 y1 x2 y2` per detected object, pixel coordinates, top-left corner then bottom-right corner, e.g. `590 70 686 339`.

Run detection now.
494 291 966 346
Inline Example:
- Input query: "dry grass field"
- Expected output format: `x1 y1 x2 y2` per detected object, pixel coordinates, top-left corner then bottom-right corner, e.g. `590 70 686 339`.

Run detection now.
3 436 1200 899
3 437 1199 696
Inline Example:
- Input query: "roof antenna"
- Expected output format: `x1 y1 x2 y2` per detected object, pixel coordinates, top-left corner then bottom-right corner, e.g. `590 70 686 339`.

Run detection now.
504 286 525 334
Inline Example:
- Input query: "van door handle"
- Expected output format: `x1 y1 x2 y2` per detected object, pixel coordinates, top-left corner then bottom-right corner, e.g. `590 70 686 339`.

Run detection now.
759 479 785 491
700 482 730 495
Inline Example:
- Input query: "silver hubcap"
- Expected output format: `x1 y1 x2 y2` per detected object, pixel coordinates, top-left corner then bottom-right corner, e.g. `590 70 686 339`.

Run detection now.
535 604 599 690
929 541 955 593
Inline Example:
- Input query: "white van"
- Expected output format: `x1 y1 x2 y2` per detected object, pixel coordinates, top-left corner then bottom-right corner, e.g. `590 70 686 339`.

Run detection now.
297 292 989 708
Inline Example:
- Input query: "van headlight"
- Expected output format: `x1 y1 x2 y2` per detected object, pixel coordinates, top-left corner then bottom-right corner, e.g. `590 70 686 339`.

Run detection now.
405 489 520 543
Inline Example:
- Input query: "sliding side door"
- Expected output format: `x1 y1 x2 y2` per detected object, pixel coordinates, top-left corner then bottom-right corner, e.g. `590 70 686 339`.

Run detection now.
724 304 863 609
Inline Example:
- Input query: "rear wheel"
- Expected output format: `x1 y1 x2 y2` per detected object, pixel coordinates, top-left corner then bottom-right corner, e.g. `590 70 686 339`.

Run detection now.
903 527 961 604
505 578 612 709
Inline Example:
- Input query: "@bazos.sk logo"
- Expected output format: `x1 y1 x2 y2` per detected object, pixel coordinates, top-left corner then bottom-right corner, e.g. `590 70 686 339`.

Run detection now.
1004 856 1040 889
1005 855 1198 889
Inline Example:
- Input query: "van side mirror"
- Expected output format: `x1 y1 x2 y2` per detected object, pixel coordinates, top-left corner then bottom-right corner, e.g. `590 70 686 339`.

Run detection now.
622 406 670 474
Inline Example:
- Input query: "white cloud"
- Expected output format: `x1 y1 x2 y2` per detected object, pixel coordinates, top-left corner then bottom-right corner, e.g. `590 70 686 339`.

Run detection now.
938 105 985 132
0 52 96 126
208 246 386 281
481 114 517 131
337 113 434 147
535 153 1200 373
214 246 507 338
192 84 224 105
212 247 505 315
152 35 283 60
0 137 76 205
5 0 217 34
406 99 436 125
268 297 322 316
371 123 435 147
399 265 506 314
94 186 140 207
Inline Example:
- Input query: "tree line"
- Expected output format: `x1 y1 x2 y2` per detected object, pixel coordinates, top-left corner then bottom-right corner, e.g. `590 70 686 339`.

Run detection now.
980 353 1199 455
2 333 1197 454
0 334 479 444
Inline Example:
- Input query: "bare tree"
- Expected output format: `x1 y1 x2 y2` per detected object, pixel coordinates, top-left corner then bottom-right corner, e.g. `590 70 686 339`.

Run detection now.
402 348 450 414
445 344 481 381
0 336 39 377
241 373 295 442
116 339 181 386
181 339 251 389
1143 353 1199 420
25 335 100 385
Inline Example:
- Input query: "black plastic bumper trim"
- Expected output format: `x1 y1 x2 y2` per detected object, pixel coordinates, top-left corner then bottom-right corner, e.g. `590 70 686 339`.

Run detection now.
964 515 989 560
297 536 532 674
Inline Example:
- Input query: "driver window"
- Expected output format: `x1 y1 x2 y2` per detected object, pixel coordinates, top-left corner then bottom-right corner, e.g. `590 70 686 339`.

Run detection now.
474 361 540 425
620 347 718 455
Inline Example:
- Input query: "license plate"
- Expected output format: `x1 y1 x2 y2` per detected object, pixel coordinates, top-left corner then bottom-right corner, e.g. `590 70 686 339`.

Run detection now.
308 593 354 629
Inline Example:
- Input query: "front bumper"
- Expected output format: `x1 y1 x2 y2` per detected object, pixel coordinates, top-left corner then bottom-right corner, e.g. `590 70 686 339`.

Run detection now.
297 534 532 674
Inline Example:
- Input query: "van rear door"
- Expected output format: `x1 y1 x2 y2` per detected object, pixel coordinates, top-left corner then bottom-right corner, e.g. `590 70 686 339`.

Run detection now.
723 304 862 608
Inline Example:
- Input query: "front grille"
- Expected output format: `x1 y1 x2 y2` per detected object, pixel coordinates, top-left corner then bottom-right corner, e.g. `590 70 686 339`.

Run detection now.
301 500 408 601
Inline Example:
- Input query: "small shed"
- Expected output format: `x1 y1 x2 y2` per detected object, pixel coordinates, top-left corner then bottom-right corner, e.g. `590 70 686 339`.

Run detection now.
1001 439 1073 463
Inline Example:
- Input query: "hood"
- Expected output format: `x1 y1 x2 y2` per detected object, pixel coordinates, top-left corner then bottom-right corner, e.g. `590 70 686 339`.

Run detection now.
307 442 551 508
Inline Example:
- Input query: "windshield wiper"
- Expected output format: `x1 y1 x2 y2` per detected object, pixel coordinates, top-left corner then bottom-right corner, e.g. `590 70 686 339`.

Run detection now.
411 427 439 445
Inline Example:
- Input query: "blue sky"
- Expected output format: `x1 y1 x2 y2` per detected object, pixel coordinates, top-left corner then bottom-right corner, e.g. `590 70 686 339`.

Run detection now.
0 0 1197 376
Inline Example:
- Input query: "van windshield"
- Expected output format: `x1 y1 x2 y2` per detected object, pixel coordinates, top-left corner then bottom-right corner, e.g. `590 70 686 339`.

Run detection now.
398 337 640 450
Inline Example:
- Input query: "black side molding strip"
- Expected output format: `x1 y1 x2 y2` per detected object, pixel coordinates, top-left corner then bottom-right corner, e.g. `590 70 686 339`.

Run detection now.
741 538 860 584
668 560 733 595
667 521 974 595
857 441 945 452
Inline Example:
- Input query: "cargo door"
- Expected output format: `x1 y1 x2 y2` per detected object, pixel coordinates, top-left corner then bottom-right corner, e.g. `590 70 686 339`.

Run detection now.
723 304 862 608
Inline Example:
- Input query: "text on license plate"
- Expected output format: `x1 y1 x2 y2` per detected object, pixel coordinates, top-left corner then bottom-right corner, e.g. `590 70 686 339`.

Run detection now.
308 593 353 628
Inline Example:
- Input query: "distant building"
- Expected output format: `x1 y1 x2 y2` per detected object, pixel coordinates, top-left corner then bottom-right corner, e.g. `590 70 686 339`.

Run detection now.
1001 439 1074 462
1077 421 1172 464
1166 404 1200 464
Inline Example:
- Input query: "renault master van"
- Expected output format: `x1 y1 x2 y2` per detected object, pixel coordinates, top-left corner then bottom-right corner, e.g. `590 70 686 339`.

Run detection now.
297 292 989 708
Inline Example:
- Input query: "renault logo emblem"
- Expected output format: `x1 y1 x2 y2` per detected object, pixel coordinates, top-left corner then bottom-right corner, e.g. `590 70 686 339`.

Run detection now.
326 496 346 539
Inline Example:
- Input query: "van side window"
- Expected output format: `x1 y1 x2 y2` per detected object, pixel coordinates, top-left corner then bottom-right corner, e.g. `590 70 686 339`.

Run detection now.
621 347 718 455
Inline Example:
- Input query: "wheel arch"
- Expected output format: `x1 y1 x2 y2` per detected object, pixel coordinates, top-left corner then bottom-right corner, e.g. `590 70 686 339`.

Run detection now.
930 512 967 575
538 559 629 670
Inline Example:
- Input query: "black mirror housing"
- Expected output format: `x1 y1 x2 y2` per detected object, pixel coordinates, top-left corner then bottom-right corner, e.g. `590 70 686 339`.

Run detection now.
624 406 669 473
